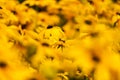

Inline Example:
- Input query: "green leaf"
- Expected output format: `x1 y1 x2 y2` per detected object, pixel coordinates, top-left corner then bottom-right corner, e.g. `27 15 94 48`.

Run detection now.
18 0 25 3
57 14 68 27
25 44 37 63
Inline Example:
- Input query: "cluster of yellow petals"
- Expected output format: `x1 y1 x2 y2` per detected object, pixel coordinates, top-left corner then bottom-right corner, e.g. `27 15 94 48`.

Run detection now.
0 0 120 80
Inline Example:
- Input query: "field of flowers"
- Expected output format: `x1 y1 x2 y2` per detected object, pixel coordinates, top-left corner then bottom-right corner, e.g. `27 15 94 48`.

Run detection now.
0 0 120 80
